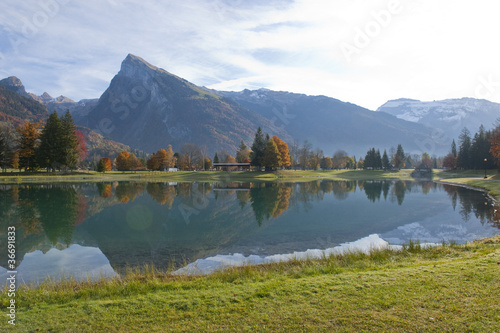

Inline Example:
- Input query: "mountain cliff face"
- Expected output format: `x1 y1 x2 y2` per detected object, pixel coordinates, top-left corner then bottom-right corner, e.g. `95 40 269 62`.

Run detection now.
81 54 290 154
218 89 444 156
0 84 49 126
377 98 500 142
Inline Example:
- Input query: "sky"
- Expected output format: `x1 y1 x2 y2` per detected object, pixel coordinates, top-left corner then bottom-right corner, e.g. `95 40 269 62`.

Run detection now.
0 0 499 110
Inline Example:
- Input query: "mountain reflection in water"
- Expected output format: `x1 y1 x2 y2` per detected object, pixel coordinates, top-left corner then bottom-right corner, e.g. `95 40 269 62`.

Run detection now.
0 180 498 283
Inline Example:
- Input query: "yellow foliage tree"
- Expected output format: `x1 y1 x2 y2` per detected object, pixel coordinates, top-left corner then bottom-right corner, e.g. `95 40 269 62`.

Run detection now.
272 136 291 168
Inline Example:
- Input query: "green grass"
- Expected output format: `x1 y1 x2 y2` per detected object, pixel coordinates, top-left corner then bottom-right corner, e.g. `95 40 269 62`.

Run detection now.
0 168 417 184
2 237 500 332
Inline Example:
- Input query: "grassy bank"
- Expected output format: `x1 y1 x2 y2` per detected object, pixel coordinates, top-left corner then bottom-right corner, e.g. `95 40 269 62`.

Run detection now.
434 169 500 200
0 168 418 184
2 237 500 332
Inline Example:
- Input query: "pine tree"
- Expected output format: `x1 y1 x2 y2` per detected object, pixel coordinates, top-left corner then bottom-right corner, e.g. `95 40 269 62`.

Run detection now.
375 149 382 169
97 159 106 173
456 128 472 169
393 144 406 169
213 152 220 164
61 111 78 170
37 112 64 171
451 139 457 157
250 127 267 169
382 150 390 170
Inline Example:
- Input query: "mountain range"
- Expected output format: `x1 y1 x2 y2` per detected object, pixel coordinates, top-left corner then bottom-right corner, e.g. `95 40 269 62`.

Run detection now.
2 54 499 158
377 98 500 146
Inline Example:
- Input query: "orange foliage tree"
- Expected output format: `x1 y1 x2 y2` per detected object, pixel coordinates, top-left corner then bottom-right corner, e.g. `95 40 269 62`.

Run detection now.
16 121 41 171
490 126 500 166
272 136 291 168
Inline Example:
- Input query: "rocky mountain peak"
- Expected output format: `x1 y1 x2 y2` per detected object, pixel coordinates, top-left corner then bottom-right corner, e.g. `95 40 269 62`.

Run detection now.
0 76 29 97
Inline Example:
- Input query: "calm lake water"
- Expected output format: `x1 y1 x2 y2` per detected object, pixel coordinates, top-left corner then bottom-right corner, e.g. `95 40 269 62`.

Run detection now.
1 180 499 283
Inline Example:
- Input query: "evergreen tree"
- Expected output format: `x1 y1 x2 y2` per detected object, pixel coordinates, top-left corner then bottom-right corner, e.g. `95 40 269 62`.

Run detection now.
393 144 406 169
364 148 375 169
250 127 267 169
451 139 457 157
37 112 64 171
60 111 78 170
374 149 382 169
382 150 390 170
97 159 106 173
470 125 494 169
456 128 472 169
213 152 220 164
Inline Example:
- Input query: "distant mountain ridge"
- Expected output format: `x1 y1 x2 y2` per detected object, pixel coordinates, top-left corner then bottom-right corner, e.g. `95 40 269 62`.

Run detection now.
4 54 499 158
216 89 443 156
377 98 500 144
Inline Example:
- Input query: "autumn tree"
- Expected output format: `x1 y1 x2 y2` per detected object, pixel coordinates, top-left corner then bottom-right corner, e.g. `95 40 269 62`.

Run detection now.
115 151 131 171
236 140 251 163
97 157 112 172
490 123 500 166
147 153 159 170
262 139 281 171
272 136 291 168
320 156 333 170
181 143 202 170
421 152 432 168
17 122 41 171
75 130 88 167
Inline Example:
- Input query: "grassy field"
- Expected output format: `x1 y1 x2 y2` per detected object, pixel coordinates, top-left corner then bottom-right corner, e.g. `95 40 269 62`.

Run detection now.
0 168 420 184
2 237 499 332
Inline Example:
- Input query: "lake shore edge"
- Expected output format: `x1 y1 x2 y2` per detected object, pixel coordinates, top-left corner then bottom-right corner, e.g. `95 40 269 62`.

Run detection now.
2 169 499 331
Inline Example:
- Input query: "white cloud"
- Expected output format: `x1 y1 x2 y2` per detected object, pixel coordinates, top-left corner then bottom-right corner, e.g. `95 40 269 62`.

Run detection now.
0 0 499 110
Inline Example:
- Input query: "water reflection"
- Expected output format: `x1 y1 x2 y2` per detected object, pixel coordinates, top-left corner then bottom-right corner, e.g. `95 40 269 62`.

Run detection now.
0 180 499 283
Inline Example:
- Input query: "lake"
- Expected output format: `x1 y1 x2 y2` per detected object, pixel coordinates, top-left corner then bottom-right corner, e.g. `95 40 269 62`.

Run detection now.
1 180 499 284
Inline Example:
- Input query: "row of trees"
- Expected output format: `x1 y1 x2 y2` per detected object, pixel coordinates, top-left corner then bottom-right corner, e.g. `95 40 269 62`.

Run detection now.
0 111 87 172
363 144 407 170
250 127 291 170
443 125 497 170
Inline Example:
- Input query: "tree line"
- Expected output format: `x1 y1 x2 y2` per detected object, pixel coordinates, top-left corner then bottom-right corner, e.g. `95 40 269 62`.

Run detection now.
0 111 87 172
443 125 498 170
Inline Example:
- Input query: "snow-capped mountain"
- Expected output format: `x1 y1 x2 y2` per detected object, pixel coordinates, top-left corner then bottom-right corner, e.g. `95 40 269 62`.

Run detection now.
377 98 500 145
